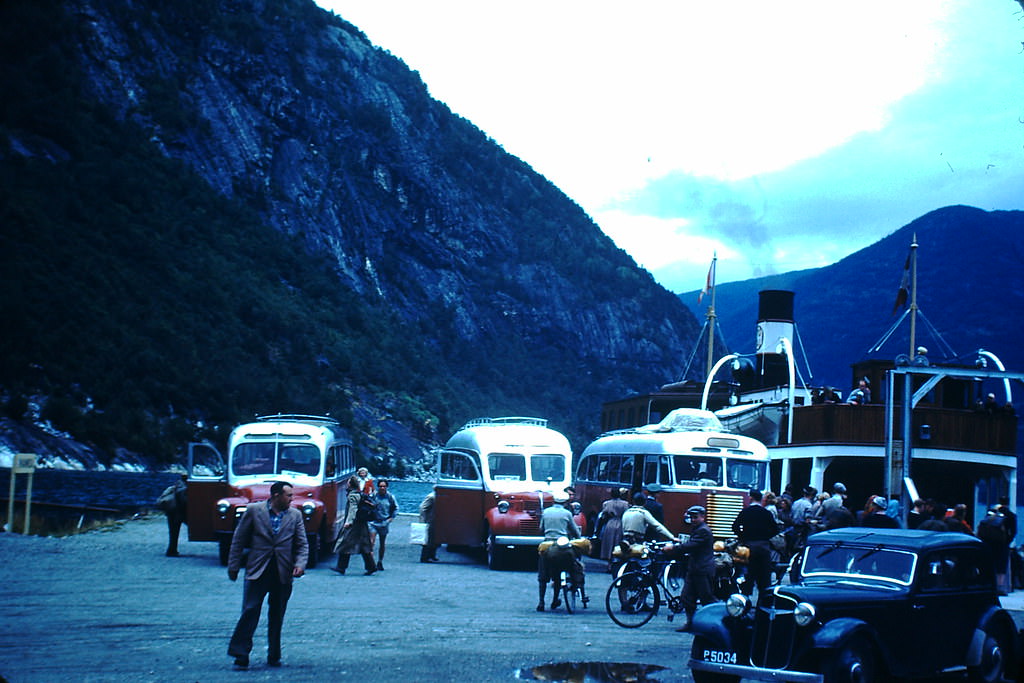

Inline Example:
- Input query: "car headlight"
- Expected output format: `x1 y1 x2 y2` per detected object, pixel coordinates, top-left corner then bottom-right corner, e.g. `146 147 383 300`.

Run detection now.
497 501 510 513
301 501 316 517
725 593 750 617
794 602 816 626
216 501 230 515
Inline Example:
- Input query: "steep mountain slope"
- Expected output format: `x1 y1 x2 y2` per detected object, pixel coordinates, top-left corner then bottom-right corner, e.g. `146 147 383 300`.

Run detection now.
0 0 701 467
683 206 1024 390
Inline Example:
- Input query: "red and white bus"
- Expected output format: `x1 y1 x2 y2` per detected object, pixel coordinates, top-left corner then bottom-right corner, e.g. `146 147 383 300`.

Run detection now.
432 416 585 569
186 414 355 566
574 408 769 539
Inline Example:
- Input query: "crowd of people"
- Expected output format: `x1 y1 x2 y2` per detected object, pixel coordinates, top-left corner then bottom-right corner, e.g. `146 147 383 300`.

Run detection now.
160 466 1021 669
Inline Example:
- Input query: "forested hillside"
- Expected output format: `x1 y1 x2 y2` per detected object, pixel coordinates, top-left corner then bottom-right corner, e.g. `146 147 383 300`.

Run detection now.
0 0 699 469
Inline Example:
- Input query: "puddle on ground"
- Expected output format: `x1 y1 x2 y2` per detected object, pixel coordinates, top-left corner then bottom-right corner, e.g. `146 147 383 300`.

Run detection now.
515 661 667 682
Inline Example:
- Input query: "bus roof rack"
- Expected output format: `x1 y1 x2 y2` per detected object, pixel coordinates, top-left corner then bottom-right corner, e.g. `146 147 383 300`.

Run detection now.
254 414 340 425
459 416 548 430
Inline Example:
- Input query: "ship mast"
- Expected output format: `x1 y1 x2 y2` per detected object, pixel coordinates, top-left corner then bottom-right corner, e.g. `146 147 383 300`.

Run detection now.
908 234 918 361
706 253 717 379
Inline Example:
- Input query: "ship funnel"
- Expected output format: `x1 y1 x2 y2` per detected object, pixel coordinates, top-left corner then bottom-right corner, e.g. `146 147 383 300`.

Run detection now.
754 290 795 388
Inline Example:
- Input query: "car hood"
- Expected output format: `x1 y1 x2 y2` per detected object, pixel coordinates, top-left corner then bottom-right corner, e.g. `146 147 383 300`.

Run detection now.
773 581 909 606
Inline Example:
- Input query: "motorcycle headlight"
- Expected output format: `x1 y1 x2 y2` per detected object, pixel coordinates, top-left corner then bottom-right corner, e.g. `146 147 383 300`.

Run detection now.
216 501 230 515
725 593 750 618
497 501 510 513
794 602 816 626
301 501 316 517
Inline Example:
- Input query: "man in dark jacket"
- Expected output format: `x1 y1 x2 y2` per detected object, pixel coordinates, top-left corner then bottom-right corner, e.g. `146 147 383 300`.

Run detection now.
664 505 717 632
227 481 308 669
732 489 778 597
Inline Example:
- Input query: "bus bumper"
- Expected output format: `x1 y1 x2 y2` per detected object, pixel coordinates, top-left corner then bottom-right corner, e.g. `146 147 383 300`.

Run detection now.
494 535 544 546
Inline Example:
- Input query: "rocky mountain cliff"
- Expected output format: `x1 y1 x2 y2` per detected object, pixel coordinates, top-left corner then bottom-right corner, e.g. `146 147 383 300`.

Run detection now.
0 0 699 469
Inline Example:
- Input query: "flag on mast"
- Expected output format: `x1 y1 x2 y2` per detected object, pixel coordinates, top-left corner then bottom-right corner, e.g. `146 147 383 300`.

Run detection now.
891 249 911 315
698 255 716 305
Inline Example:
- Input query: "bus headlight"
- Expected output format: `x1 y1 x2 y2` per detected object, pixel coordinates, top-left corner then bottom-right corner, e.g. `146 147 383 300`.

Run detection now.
301 501 316 517
497 501 510 514
794 602 816 626
725 593 750 618
216 501 230 515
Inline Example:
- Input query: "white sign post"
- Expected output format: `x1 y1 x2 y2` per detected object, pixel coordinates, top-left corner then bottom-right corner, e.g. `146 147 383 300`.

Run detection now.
7 453 37 534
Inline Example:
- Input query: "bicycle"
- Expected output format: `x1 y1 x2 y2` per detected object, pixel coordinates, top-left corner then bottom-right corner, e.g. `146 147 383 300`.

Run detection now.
605 541 685 628
605 540 742 628
552 567 588 613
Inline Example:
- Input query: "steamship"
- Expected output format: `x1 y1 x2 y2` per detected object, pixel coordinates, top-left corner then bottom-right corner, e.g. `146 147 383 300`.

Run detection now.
600 289 1020 523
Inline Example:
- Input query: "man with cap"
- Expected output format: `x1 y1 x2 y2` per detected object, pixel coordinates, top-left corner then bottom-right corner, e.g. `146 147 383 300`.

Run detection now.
537 490 586 611
663 505 717 632
621 492 675 547
819 483 854 530
861 495 899 528
642 483 665 526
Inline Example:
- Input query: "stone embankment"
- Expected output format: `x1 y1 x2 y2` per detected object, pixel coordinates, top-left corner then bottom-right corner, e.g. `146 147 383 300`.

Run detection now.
0 515 693 682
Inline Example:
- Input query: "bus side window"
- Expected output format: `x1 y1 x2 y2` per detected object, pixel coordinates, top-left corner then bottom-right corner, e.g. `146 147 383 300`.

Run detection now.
619 456 635 486
441 452 480 481
326 446 337 478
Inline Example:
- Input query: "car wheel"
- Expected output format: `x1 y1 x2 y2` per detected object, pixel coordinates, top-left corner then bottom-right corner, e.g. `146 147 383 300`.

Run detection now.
218 538 231 566
824 636 877 683
967 626 1012 683
690 637 740 683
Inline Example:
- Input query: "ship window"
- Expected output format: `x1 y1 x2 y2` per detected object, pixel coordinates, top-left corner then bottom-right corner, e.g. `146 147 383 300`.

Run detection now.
530 454 566 482
488 453 527 481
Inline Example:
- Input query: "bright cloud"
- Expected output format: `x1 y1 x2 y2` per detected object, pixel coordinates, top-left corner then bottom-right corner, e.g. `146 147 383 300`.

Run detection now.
318 0 1024 291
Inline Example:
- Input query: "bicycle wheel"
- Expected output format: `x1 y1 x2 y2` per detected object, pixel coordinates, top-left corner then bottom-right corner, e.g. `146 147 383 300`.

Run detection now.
662 560 685 597
605 572 660 628
562 577 576 614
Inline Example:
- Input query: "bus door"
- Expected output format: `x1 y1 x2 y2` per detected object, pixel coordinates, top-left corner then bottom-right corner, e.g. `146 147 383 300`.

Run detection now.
434 450 485 547
186 441 230 541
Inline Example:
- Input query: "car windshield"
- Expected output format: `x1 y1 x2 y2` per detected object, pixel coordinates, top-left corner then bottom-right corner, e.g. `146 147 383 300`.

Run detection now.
802 542 916 586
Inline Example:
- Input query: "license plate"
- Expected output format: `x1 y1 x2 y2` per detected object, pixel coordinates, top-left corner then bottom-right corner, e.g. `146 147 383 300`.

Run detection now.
702 649 738 665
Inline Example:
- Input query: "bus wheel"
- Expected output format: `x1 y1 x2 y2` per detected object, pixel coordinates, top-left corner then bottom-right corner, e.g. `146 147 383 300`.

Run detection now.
486 529 506 570
306 533 320 568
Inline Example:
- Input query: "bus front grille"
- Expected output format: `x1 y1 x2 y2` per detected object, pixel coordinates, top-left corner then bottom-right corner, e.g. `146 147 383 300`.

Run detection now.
705 492 745 539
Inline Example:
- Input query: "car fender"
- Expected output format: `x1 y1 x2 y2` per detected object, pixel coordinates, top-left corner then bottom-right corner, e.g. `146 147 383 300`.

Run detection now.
966 606 1018 667
690 603 737 648
810 617 874 650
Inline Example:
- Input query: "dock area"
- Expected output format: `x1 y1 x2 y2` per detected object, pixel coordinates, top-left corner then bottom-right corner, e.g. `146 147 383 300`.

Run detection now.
0 514 691 682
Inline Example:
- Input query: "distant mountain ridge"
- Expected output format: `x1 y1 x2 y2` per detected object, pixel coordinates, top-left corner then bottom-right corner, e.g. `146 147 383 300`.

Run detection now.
681 205 1024 391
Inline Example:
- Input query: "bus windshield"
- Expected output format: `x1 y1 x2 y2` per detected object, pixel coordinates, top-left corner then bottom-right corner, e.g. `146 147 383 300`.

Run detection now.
726 459 767 490
233 442 321 476
488 453 527 481
530 454 567 482
673 456 722 486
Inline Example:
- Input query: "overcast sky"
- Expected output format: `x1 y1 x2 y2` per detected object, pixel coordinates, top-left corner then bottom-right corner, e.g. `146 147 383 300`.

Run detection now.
316 1 1024 292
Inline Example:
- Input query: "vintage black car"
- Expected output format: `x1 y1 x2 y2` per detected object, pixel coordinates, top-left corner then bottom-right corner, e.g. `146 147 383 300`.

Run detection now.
688 528 1017 683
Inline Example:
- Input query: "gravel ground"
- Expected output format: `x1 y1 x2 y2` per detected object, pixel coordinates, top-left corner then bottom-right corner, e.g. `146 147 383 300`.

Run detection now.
0 514 693 683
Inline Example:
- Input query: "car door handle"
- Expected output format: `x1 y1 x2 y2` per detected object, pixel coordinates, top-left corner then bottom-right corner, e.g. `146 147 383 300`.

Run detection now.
912 604 926 610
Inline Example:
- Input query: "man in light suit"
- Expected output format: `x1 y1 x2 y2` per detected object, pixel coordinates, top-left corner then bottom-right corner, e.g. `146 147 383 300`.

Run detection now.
227 481 308 669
